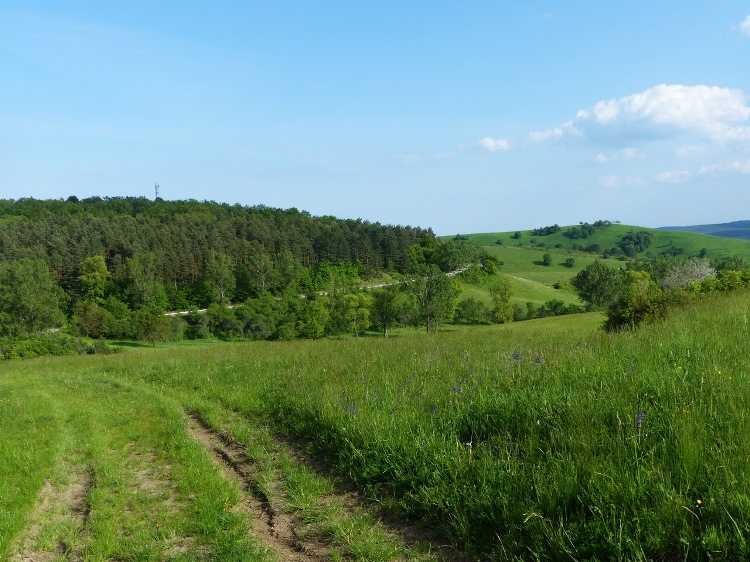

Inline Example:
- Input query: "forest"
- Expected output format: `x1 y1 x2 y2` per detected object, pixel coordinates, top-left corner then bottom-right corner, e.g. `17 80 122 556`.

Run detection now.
0 197 499 350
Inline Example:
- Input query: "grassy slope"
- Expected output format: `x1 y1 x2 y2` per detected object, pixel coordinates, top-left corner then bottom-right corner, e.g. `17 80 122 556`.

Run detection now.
462 223 750 261
4 290 750 559
450 223 750 309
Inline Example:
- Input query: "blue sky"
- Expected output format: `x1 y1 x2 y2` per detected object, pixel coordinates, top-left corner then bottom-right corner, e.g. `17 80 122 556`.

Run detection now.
2 2 749 234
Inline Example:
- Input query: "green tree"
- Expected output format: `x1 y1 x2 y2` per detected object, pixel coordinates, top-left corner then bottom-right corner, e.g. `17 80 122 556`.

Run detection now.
541 253 552 266
343 292 373 337
101 296 135 339
72 300 110 338
77 255 110 302
406 266 460 332
133 306 173 347
454 298 490 324
0 258 66 336
206 304 243 339
571 261 625 310
125 253 168 309
204 252 236 305
488 276 514 323
301 296 330 339
243 249 274 296
370 284 403 336
605 271 665 331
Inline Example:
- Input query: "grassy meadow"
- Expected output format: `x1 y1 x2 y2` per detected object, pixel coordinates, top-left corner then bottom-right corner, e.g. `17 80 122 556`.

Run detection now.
3 287 750 560
461 223 750 262
449 222 750 316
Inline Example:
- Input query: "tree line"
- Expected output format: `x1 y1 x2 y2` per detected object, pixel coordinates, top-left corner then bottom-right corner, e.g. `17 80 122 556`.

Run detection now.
0 197 503 347
571 254 750 330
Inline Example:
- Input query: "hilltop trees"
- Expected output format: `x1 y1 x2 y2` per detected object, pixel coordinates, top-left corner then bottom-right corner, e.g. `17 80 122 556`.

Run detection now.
0 197 433 311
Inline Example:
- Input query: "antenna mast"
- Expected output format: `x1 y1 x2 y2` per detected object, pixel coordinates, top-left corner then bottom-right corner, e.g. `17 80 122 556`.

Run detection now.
155 183 160 200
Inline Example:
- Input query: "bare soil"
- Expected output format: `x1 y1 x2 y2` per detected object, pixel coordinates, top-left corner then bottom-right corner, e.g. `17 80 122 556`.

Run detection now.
10 465 91 562
186 415 331 561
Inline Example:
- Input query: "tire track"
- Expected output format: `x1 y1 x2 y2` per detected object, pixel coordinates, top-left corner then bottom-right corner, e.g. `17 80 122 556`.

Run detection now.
11 466 92 562
185 414 330 562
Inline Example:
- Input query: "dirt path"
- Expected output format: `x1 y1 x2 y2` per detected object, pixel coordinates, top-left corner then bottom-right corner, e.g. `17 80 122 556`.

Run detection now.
186 413 468 562
186 415 330 561
10 466 92 562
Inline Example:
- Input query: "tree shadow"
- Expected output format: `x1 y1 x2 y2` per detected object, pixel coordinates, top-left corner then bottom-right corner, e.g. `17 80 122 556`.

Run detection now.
110 340 151 348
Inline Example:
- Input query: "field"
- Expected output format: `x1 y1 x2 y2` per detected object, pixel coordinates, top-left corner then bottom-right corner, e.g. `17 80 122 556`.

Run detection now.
3 287 750 560
448 222 750 312
460 223 750 262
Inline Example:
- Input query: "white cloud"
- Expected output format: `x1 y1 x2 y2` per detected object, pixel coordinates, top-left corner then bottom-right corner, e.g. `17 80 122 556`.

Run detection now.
534 84 750 144
699 159 750 175
675 144 709 158
528 122 578 143
656 170 692 183
594 147 639 164
480 137 510 152
741 15 750 36
598 175 645 188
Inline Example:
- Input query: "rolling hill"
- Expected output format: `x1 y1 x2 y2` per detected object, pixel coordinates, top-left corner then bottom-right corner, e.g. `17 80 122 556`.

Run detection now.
445 222 750 310
658 219 750 240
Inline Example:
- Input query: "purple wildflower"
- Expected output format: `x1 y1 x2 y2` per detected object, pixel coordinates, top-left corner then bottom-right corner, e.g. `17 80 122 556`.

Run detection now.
512 352 522 361
636 410 646 436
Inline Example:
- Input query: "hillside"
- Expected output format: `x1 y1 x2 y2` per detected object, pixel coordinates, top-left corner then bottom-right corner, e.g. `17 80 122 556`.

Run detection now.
444 222 750 313
4 288 750 559
659 219 750 240
0 196 432 309
454 222 750 263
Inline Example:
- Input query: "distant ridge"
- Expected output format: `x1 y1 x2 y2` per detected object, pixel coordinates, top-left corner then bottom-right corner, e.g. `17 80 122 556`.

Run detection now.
658 220 750 240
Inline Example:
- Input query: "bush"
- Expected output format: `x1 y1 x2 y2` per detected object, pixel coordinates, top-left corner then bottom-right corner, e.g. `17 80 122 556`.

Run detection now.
0 333 115 360
604 271 665 331
184 311 211 339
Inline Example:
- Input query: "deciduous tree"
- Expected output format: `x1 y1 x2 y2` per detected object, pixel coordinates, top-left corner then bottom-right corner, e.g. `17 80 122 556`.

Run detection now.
406 266 460 333
0 258 65 336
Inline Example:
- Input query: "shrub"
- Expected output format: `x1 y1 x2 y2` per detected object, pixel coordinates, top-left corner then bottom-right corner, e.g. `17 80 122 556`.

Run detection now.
605 271 665 331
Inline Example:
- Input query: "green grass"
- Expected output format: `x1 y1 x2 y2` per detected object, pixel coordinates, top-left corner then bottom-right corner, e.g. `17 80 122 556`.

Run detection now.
3 290 750 559
452 223 750 313
459 223 750 262
1 359 269 561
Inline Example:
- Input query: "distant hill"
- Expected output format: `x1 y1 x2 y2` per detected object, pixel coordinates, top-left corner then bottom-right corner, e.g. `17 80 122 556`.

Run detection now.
451 222 750 263
658 220 750 240
442 222 750 309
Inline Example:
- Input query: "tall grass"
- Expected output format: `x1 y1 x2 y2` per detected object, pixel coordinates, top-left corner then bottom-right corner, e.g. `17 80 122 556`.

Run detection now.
4 292 750 559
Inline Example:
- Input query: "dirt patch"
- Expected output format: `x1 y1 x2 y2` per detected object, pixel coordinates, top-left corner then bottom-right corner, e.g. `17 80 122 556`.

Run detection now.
10 465 91 562
186 415 331 561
